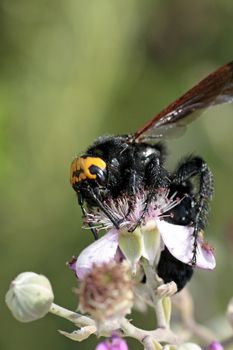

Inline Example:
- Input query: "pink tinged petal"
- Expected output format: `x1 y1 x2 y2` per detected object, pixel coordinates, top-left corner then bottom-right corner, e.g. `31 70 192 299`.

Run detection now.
196 238 216 270
157 220 216 270
68 256 77 273
76 229 119 279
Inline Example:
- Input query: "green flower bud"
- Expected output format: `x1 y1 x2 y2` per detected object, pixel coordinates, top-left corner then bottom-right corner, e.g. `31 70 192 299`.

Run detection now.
177 343 202 350
5 272 54 322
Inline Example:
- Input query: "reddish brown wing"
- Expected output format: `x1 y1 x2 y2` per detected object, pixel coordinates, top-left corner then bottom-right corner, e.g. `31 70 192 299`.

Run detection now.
134 61 233 142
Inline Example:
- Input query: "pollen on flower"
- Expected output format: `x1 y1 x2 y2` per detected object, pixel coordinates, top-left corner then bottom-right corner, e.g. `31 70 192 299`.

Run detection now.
77 261 134 325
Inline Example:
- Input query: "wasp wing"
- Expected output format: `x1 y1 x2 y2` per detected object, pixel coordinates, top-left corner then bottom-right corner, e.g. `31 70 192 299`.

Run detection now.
134 61 233 142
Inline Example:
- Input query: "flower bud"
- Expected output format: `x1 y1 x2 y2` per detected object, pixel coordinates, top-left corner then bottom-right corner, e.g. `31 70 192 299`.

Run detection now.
208 341 224 350
5 272 54 322
78 261 134 326
177 343 202 350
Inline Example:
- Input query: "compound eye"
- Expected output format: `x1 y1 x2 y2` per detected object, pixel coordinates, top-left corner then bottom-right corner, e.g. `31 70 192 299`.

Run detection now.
89 165 107 186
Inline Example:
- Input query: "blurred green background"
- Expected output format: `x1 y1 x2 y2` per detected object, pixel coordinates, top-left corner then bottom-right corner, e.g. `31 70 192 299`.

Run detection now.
1 1 233 349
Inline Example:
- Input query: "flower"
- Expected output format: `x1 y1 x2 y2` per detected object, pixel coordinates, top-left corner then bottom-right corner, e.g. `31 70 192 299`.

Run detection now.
73 190 215 279
95 335 128 350
208 341 224 350
78 261 134 326
5 272 54 322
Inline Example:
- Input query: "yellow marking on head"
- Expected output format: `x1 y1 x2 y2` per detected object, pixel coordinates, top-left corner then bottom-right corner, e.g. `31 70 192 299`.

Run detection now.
70 157 106 186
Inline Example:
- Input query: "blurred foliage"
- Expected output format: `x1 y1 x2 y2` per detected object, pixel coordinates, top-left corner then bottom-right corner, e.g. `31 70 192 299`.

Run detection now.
1 1 233 349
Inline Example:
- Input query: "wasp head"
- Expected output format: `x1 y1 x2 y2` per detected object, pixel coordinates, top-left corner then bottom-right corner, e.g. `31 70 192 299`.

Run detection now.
70 156 107 191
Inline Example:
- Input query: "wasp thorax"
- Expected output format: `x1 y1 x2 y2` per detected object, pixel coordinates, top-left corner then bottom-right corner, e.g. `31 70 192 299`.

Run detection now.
70 156 107 187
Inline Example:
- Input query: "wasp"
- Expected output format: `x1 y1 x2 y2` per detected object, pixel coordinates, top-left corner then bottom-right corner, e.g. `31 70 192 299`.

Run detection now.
70 61 233 291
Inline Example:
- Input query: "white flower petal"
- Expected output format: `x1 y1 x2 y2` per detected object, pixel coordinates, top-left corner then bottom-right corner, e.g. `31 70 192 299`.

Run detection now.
157 220 216 270
76 229 119 279
195 240 216 270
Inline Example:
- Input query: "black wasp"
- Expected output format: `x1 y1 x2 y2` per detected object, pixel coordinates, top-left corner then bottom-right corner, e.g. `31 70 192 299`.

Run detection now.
70 61 233 292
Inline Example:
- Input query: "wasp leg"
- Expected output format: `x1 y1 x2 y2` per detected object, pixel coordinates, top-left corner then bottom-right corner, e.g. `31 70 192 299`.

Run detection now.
77 192 98 240
172 156 214 265
88 187 121 229
128 155 170 232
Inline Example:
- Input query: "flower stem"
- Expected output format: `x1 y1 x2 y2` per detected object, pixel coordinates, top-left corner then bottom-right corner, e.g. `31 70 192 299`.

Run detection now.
49 303 178 346
154 299 167 328
120 318 178 345
141 258 169 329
49 303 95 327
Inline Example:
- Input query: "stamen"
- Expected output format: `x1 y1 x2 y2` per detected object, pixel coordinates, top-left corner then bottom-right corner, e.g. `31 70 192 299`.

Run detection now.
84 189 184 231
